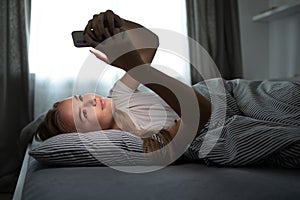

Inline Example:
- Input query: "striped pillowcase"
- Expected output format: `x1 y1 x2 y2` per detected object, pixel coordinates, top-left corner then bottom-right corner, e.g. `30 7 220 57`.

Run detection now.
29 130 147 166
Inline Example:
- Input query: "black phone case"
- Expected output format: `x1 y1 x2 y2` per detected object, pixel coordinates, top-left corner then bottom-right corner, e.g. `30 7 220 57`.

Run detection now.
71 31 89 47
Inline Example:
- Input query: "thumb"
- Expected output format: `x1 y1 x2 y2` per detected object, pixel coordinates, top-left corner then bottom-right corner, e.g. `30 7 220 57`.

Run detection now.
89 48 109 63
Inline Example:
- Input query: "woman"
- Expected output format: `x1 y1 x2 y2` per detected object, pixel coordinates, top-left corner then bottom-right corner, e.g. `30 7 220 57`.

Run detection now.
36 10 300 168
36 10 212 153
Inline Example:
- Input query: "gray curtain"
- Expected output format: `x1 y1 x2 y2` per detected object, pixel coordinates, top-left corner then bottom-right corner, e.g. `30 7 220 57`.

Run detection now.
0 0 31 193
186 0 243 84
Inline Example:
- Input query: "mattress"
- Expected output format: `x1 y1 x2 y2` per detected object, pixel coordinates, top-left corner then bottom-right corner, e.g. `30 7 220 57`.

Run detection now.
16 150 300 200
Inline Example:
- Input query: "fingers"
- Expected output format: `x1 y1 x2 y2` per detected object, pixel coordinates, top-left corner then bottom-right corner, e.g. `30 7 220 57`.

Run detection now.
102 27 111 39
114 14 124 27
84 10 124 46
105 10 115 35
84 20 95 39
105 10 124 27
89 48 109 63
84 33 99 48
91 14 104 41
84 20 99 47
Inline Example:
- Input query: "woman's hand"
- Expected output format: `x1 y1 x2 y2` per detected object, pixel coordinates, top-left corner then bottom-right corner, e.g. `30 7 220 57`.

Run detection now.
84 10 124 47
84 10 159 65
89 31 145 72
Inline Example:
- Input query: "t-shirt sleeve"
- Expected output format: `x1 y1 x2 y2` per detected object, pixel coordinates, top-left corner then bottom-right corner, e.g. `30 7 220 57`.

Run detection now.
108 79 137 98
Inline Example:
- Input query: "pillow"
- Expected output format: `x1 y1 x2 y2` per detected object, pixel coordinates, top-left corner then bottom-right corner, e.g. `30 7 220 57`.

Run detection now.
29 130 150 166
20 113 46 148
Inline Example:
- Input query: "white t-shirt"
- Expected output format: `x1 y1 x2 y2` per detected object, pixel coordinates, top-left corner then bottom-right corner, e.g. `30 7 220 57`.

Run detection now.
109 80 179 131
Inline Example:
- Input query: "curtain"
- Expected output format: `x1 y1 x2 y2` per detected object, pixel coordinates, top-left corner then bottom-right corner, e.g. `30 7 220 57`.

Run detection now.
186 0 243 84
0 0 32 193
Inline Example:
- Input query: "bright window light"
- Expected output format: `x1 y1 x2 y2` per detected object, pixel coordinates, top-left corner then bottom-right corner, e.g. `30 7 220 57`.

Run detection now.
29 0 189 81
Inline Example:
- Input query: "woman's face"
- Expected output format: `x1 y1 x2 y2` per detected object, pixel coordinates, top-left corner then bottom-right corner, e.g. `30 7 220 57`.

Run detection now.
57 93 115 132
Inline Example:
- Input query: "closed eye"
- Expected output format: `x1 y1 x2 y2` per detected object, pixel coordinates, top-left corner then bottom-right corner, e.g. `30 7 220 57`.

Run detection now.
79 95 83 102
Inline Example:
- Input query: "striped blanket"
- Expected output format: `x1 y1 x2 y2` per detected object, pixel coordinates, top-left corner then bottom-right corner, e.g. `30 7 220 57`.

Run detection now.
185 78 300 168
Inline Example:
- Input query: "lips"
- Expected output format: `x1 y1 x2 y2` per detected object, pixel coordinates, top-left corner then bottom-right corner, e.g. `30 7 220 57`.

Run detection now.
101 98 105 109
98 97 105 109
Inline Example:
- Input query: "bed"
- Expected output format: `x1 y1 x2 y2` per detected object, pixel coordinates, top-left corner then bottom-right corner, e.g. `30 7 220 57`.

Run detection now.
13 78 300 200
14 151 300 200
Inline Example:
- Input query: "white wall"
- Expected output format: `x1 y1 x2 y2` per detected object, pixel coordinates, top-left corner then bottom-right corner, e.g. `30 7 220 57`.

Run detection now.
238 0 270 79
238 0 300 80
268 0 300 78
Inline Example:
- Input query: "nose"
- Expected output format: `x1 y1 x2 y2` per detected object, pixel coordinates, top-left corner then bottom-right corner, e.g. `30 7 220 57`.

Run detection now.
91 98 96 106
85 97 96 107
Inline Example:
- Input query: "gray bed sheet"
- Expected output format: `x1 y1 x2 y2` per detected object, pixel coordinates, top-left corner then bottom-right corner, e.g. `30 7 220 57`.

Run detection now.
21 154 300 200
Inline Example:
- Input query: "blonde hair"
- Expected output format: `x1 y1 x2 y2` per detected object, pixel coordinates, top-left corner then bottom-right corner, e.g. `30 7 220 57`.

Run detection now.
113 109 173 152
36 102 173 153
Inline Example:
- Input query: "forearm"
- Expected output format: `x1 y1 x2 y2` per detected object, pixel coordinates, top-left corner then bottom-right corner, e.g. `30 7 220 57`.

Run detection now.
121 20 159 64
127 64 211 132
118 20 159 90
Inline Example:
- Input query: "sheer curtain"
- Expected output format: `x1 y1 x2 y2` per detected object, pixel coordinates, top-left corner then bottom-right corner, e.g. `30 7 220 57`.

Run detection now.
29 0 189 118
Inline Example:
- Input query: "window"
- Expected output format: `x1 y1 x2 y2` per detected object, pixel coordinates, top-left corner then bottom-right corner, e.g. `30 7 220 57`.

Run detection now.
29 0 189 117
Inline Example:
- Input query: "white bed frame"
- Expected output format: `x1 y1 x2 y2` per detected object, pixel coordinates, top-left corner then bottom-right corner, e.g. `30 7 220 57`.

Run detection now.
13 144 31 200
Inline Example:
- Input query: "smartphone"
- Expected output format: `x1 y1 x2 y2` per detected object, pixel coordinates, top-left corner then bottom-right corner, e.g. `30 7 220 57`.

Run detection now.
71 31 89 47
